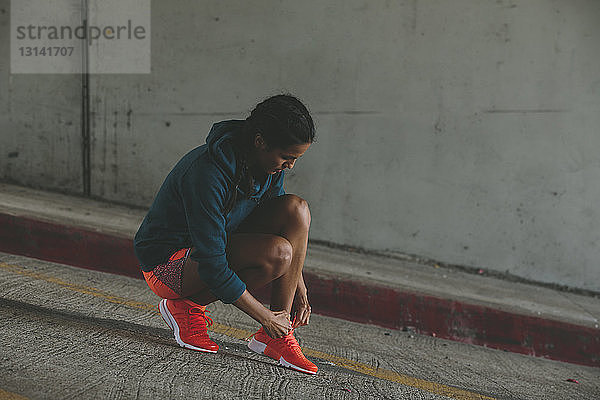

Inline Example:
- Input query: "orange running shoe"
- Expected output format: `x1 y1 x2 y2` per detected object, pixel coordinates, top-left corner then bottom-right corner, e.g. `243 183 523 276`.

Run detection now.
159 299 219 353
248 327 318 375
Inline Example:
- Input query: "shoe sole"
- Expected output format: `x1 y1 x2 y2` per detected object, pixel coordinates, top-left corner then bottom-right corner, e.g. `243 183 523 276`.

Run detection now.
248 338 317 375
159 299 218 354
159 299 174 330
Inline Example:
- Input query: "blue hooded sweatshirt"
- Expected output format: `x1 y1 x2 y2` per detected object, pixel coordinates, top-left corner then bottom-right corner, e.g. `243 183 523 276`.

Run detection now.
134 120 285 303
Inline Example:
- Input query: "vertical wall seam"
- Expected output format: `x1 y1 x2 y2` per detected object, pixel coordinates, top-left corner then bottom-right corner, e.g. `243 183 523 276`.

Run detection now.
81 0 91 196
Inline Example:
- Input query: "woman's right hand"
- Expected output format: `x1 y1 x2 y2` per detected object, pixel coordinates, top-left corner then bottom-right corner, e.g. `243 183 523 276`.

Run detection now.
233 290 291 338
262 310 292 339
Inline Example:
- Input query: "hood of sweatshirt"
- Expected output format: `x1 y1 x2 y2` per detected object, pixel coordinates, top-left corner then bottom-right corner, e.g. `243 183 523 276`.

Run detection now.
205 119 276 200
205 119 245 179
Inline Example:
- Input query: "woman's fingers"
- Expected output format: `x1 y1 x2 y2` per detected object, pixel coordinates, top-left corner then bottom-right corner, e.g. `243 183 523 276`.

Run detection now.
292 305 311 328
264 310 292 338
302 307 311 325
276 311 292 330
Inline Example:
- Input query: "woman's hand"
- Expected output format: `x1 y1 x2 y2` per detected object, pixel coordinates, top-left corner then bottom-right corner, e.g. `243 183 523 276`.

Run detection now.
262 310 292 339
234 290 291 338
291 278 311 328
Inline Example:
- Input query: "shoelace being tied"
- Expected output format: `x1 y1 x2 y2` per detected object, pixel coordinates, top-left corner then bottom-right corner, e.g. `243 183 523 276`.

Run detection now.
281 329 304 354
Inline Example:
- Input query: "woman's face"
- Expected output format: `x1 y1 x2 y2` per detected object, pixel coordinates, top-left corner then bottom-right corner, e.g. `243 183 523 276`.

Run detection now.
253 135 311 175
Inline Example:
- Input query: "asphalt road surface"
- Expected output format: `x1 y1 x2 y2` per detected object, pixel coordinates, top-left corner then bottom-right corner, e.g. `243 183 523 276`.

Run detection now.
0 253 598 399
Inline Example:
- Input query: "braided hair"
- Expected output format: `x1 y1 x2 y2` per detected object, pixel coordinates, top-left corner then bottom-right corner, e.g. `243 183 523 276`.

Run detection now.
224 94 315 214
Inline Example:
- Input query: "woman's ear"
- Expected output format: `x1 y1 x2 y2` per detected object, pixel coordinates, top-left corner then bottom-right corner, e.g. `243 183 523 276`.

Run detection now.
254 133 267 150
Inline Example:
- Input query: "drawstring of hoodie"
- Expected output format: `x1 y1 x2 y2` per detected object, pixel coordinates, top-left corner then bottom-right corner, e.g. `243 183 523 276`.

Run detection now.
224 155 247 215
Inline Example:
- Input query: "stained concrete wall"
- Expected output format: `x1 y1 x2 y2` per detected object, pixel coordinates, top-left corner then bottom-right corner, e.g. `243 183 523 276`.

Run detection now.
1 0 600 291
0 1 82 192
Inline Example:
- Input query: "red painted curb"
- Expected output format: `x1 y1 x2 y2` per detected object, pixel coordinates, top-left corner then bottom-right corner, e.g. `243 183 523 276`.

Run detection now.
301 273 599 368
1 212 598 367
0 213 140 279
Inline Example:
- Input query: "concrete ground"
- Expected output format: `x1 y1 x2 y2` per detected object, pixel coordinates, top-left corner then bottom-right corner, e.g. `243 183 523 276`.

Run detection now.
0 253 598 400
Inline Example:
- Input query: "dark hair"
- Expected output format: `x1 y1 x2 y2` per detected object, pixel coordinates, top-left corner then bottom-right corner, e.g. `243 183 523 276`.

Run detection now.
225 94 314 215
245 94 315 149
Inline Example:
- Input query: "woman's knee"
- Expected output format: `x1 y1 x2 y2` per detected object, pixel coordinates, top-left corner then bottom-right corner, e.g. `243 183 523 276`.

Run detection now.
280 194 311 228
265 236 293 278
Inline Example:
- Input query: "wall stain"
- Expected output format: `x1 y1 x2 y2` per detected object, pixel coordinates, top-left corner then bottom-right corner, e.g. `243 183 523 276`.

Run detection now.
434 116 443 134
113 110 118 195
126 109 132 129
132 111 381 116
411 0 418 32
315 111 380 115
135 111 239 116
100 99 107 196
483 109 567 114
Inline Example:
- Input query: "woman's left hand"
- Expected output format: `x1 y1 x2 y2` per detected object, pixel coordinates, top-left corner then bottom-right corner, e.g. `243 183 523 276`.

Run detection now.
292 277 311 328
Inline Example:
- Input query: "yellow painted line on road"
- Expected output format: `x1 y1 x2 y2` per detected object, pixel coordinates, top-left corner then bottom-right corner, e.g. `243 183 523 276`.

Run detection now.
0 388 29 400
0 263 156 312
301 348 493 400
0 262 495 400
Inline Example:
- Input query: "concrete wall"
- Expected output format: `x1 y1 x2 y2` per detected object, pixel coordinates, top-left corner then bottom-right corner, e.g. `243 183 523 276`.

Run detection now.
0 1 82 192
2 0 600 291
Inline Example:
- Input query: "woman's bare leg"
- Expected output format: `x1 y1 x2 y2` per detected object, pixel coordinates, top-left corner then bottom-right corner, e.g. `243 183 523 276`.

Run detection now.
181 233 293 305
236 195 311 314
180 194 310 314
